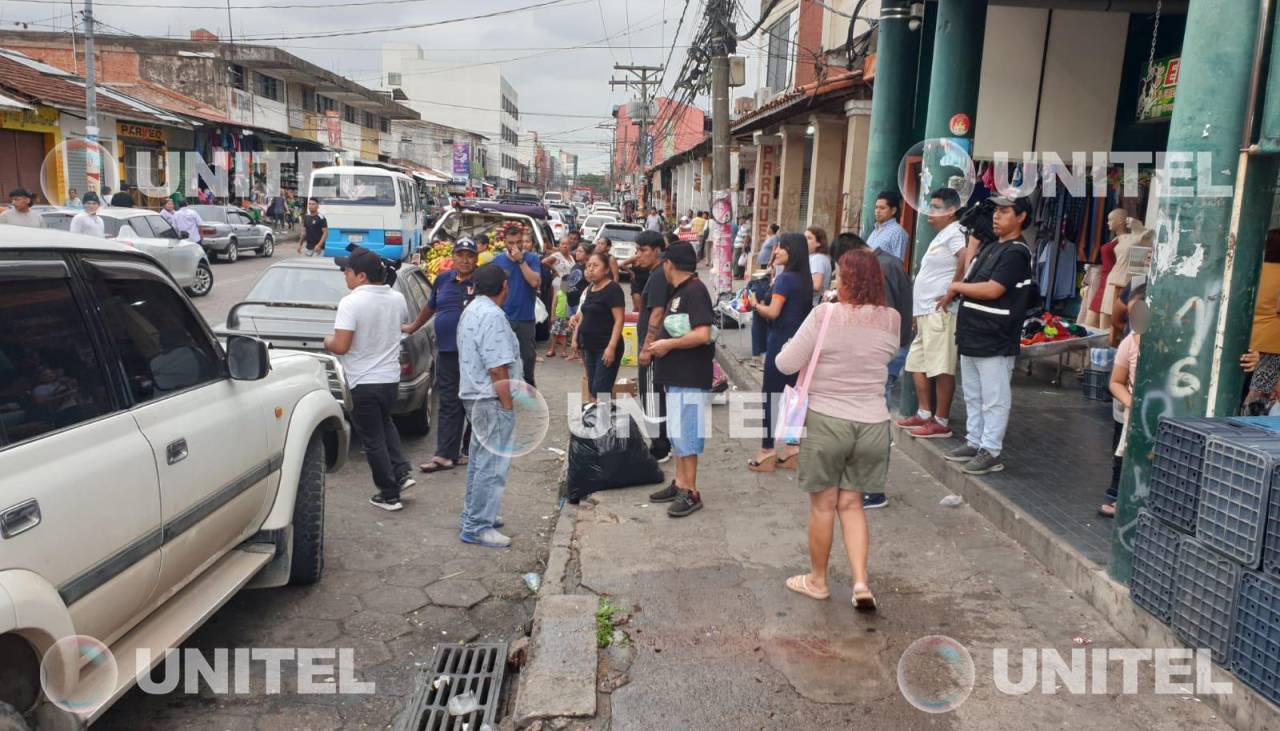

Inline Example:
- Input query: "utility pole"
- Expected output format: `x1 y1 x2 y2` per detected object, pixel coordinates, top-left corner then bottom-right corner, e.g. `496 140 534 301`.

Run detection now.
707 0 736 296
82 0 101 196
609 63 662 208
596 120 616 195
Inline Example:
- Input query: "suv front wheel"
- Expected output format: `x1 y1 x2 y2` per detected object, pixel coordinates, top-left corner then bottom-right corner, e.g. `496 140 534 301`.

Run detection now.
288 433 326 585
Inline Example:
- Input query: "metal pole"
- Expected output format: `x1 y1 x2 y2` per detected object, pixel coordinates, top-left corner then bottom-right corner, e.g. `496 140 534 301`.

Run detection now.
83 0 101 196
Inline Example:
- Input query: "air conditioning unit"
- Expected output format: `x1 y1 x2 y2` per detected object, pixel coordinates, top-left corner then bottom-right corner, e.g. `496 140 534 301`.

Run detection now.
755 87 774 106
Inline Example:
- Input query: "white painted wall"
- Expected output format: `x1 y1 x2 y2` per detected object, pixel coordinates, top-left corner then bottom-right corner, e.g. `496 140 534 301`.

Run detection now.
974 6 1128 161
380 42 518 183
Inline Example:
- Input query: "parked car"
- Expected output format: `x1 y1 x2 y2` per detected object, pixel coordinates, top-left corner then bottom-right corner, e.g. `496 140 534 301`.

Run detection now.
548 203 576 231
38 206 215 297
594 222 643 280
0 227 349 730
548 210 569 242
581 213 619 243
573 202 589 218
187 204 276 263
214 257 436 435
542 191 564 205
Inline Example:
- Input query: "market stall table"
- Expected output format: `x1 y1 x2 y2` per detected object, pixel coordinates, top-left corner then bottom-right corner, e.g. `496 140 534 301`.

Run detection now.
1018 326 1111 386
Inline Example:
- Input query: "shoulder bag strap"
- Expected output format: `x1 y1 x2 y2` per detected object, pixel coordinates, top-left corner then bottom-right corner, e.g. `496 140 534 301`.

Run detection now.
797 304 837 394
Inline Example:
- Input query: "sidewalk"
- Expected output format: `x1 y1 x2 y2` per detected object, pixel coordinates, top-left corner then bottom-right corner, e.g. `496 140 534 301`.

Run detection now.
716 320 1117 565
564 396 1227 728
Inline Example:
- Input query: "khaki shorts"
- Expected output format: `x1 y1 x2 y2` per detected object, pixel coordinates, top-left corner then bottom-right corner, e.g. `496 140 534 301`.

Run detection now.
798 410 890 494
904 311 958 378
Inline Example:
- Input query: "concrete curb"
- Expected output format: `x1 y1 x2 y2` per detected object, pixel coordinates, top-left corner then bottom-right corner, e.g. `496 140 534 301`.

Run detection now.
715 349 1278 729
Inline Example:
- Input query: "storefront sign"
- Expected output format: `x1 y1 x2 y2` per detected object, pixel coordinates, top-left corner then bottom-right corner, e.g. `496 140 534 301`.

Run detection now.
1 105 59 133
1137 56 1180 122
753 141 777 262
117 122 165 142
452 143 471 176
948 113 971 137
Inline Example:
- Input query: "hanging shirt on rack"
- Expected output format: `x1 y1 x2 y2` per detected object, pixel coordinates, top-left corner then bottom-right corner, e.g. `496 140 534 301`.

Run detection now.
1036 235 1079 303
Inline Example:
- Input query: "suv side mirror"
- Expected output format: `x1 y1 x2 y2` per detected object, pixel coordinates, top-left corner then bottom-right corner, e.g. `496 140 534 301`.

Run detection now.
179 231 189 239
227 335 271 380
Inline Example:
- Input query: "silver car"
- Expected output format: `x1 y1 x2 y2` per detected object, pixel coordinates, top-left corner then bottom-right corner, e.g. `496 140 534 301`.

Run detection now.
188 204 276 263
38 206 215 296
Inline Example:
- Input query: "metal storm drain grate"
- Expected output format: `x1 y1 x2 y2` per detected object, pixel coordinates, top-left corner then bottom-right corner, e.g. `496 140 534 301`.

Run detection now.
396 642 508 731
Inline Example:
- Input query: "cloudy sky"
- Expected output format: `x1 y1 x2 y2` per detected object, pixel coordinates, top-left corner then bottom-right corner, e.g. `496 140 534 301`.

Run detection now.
5 0 767 173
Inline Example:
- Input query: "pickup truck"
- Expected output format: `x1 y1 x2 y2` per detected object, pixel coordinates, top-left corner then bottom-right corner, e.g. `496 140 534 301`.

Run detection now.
0 227 349 730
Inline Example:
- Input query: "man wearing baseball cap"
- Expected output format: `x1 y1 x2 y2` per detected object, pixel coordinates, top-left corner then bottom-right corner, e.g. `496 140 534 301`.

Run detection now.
644 242 715 518
940 194 1035 476
405 238 481 473
0 187 46 228
325 246 415 511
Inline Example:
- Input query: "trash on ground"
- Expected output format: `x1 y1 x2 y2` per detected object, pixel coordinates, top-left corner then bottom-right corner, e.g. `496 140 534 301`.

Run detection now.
547 446 566 457
431 675 451 690
438 570 466 581
1072 636 1092 647
939 495 964 507
447 691 481 716
523 572 542 592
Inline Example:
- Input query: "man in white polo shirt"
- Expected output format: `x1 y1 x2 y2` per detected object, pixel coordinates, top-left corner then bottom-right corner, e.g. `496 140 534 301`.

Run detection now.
897 187 967 439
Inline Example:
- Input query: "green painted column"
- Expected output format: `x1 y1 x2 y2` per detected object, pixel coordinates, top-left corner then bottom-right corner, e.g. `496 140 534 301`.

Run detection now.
860 0 924 238
1109 0 1268 583
900 0 988 415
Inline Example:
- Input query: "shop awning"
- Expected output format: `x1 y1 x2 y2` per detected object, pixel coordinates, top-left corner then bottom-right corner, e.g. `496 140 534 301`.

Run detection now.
0 91 32 111
413 171 450 184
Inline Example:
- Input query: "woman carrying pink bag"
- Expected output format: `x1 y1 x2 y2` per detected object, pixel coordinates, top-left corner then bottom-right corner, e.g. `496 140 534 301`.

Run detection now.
775 248 900 612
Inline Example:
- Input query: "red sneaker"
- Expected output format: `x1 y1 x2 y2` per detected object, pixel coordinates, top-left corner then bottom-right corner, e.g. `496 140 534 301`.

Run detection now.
896 414 932 428
910 420 954 439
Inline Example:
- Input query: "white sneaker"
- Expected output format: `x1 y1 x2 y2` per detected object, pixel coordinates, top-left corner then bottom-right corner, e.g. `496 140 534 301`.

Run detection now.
476 528 511 547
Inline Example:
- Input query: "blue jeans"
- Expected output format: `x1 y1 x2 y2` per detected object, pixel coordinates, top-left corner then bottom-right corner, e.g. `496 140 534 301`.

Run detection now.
960 355 1017 455
582 348 620 398
460 399 515 536
665 386 709 457
884 344 910 410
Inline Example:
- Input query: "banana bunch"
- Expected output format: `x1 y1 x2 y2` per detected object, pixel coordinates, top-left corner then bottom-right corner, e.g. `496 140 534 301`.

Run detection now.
425 241 454 284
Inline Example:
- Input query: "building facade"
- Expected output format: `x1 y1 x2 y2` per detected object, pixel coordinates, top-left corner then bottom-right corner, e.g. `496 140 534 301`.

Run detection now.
380 43 519 190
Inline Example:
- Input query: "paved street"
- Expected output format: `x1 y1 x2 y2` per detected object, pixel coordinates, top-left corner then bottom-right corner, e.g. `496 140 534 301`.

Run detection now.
99 242 566 730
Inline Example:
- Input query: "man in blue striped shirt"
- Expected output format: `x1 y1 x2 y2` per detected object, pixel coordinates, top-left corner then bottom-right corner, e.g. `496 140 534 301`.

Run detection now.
867 191 909 261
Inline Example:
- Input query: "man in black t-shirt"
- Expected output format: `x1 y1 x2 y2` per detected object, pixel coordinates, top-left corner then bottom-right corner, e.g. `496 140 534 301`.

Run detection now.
645 242 714 518
299 198 329 256
634 231 671 461
941 195 1034 476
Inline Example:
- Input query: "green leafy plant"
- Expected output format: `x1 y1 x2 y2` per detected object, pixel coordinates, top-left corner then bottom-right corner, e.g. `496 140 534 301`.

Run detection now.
596 598 623 648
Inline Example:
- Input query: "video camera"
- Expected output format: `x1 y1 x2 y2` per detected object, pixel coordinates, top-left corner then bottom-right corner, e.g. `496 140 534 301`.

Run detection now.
957 198 997 245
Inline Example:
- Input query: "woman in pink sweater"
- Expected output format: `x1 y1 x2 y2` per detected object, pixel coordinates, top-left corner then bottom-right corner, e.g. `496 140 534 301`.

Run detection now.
776 248 900 611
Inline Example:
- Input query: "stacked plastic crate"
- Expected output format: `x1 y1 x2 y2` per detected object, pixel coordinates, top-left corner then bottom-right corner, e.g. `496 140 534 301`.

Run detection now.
1133 416 1280 705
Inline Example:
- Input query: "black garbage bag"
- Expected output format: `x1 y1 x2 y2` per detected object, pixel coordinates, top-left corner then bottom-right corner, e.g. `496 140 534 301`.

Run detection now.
566 405 665 501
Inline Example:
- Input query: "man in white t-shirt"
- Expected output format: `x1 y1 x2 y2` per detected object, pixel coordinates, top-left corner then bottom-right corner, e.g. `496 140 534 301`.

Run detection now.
69 192 106 237
324 246 414 511
897 187 968 439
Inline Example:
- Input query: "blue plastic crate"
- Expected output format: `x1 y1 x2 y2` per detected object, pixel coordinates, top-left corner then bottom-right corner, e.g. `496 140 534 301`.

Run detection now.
1229 416 1280 434
1266 485 1280 578
1230 572 1280 706
1150 418 1268 533
1131 510 1181 623
1171 538 1243 665
1081 368 1111 402
1197 437 1280 567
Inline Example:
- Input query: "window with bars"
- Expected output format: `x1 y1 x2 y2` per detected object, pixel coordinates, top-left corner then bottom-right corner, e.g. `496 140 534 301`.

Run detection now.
765 16 792 92
256 73 281 102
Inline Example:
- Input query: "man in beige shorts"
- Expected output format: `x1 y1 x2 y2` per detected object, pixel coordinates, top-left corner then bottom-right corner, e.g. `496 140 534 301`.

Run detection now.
897 187 967 439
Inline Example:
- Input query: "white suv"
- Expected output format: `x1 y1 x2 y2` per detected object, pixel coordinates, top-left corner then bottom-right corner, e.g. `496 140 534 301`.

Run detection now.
0 228 349 729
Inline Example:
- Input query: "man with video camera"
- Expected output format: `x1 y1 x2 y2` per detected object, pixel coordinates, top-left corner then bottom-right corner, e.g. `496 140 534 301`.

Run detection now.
939 195 1035 475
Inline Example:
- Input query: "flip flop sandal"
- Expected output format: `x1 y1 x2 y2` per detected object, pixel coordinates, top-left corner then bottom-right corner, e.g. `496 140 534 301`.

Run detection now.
419 460 455 473
747 455 777 473
1097 503 1116 518
853 586 878 612
786 574 830 601
456 456 469 466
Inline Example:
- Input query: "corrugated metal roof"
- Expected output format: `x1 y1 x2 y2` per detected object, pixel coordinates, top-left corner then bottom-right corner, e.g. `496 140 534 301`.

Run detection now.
0 48 190 127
